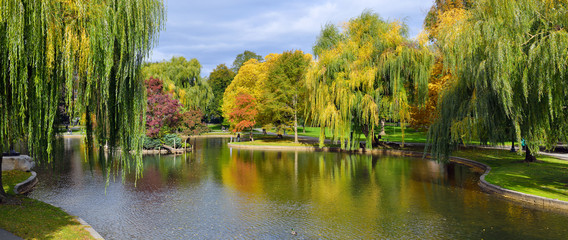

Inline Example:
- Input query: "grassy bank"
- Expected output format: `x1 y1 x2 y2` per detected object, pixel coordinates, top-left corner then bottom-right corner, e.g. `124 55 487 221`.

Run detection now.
293 125 428 143
453 149 568 201
202 132 234 136
230 139 315 147
1 171 94 239
229 135 319 147
2 170 31 194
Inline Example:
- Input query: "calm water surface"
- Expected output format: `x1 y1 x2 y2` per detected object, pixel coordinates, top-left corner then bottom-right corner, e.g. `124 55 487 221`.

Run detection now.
30 138 568 239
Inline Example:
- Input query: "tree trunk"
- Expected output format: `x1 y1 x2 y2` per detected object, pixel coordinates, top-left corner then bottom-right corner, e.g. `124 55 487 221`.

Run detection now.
365 125 373 150
0 157 6 203
249 128 254 141
525 146 537 162
510 139 516 152
294 110 298 143
510 124 516 152
293 95 298 143
319 127 325 148
379 118 386 136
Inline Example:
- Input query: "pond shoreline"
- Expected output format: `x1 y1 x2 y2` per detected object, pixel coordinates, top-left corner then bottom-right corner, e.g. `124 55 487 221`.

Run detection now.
228 143 568 212
1 171 101 239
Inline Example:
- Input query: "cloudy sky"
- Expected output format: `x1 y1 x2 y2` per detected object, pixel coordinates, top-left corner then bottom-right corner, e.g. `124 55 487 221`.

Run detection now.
149 0 435 76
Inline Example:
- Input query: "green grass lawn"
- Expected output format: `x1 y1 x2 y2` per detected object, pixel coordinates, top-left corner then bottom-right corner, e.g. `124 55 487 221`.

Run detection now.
202 132 235 136
207 124 223 131
453 149 568 201
231 139 312 147
294 125 428 143
1 171 95 239
2 170 31 194
230 135 318 147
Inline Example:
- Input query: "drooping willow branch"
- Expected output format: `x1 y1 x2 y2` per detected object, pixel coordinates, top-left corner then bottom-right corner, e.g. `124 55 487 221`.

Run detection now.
0 0 165 177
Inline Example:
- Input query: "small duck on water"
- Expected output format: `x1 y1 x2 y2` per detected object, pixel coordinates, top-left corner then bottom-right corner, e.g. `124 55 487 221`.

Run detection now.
290 228 297 235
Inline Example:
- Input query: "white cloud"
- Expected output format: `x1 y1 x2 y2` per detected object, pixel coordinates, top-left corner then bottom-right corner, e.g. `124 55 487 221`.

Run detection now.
151 0 435 76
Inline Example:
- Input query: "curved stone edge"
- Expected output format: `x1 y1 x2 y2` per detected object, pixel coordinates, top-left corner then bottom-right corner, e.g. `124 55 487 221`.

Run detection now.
13 171 38 195
228 143 568 211
76 218 104 240
41 201 105 240
11 170 104 239
450 156 568 211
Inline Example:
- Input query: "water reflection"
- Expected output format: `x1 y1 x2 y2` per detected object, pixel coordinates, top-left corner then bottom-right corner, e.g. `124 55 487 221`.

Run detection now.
29 138 568 239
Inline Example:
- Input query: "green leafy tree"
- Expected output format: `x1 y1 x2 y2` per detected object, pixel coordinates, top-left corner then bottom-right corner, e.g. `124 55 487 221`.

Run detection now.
208 64 236 121
427 0 568 162
306 11 434 149
262 50 312 143
312 23 343 57
232 50 263 73
182 80 215 120
0 0 164 201
143 56 201 88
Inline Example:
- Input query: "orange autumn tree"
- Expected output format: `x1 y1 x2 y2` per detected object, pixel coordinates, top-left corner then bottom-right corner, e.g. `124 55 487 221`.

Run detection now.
409 59 450 130
229 93 258 141
409 1 471 130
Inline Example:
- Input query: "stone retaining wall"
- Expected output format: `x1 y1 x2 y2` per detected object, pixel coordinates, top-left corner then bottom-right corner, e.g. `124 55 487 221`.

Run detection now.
228 143 568 211
2 155 35 171
14 171 38 194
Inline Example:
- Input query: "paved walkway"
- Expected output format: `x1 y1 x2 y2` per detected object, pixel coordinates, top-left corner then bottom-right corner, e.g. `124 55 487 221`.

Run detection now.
0 228 22 240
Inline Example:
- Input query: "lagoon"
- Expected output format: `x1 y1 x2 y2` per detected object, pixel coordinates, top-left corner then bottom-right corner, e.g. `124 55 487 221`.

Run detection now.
30 138 568 239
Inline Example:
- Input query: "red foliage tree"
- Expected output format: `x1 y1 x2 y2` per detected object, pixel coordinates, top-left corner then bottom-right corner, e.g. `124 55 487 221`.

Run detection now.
145 77 182 138
228 93 257 139
179 109 207 135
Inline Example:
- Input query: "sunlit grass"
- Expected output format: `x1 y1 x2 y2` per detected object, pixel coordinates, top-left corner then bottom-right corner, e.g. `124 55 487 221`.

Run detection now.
1 171 95 239
206 124 223 131
231 140 312 147
230 135 318 147
453 149 568 201
2 170 31 194
202 132 234 135
294 125 428 143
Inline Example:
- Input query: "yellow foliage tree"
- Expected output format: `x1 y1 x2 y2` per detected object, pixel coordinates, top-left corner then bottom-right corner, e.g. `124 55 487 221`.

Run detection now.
409 59 450 130
307 11 433 149
222 54 281 127
410 2 470 131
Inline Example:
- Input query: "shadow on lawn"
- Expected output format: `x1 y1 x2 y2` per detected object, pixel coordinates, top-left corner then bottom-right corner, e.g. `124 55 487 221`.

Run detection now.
0 195 91 240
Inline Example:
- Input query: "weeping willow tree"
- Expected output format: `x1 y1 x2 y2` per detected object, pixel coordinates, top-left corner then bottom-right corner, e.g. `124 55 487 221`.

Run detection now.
0 0 164 201
428 0 568 162
306 11 434 150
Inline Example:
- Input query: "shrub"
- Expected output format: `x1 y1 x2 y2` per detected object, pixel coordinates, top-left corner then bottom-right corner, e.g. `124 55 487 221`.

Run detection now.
162 134 182 148
143 136 162 150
